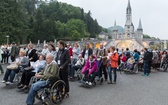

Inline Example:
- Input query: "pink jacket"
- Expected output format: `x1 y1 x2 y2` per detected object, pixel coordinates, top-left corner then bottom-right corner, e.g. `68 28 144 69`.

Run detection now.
82 58 98 75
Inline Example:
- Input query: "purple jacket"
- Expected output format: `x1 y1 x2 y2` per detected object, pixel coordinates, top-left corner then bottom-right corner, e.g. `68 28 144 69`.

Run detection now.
82 58 98 75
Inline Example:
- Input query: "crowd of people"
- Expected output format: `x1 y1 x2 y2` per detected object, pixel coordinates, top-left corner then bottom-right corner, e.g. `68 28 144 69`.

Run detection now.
0 40 168 105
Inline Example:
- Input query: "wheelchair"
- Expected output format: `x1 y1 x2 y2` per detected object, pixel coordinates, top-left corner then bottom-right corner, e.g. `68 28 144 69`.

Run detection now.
35 79 66 105
79 57 103 86
123 62 138 74
13 66 24 84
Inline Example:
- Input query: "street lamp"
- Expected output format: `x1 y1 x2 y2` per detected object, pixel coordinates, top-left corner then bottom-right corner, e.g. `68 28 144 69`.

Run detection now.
6 35 9 45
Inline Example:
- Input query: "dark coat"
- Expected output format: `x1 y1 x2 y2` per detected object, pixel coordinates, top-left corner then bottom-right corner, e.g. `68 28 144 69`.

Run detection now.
82 48 93 59
27 49 38 62
55 48 71 71
143 51 150 63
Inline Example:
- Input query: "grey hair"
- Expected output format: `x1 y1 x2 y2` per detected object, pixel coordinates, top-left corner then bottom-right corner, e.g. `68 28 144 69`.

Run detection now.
46 53 54 60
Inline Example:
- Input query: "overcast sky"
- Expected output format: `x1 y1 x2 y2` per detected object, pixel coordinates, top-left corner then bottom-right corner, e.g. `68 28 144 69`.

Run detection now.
57 0 168 39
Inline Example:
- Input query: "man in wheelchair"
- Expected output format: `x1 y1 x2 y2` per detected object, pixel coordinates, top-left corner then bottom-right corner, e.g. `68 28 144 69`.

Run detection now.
81 55 98 85
69 54 85 80
26 53 59 105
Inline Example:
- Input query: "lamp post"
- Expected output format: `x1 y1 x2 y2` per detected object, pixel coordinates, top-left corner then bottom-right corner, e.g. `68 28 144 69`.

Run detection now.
6 35 9 45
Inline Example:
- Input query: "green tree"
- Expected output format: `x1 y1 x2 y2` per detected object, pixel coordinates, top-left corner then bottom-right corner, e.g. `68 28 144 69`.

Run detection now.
66 19 86 40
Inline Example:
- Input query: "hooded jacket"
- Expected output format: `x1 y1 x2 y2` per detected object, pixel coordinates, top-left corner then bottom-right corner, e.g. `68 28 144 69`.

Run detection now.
82 56 98 75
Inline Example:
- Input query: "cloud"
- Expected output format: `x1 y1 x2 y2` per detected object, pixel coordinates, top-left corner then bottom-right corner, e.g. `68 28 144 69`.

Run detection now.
57 0 168 39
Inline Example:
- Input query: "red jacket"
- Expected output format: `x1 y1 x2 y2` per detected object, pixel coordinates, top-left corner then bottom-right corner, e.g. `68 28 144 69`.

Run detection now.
68 47 73 56
120 55 127 62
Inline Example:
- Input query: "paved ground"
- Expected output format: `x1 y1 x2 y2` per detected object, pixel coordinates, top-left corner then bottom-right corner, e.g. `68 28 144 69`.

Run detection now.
0 64 168 105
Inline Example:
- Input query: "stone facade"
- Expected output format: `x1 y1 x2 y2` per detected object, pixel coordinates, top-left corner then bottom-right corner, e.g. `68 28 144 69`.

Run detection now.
112 0 143 41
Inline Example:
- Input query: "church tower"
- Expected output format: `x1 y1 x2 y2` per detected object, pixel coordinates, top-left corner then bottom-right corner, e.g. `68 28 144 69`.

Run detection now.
112 21 118 39
125 0 134 38
137 19 143 39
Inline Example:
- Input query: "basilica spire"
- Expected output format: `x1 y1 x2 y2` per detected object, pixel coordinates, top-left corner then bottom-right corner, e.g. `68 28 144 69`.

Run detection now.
137 19 143 30
113 21 118 31
127 0 131 14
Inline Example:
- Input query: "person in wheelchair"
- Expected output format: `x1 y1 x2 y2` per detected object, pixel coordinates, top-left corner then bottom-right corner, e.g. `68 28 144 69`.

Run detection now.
2 50 29 85
81 55 98 85
69 54 84 80
17 54 46 91
125 55 135 71
26 53 59 105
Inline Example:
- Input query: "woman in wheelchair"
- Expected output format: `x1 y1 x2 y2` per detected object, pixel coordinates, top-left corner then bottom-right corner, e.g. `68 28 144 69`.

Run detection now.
81 55 98 85
17 54 46 90
2 50 29 85
26 53 59 105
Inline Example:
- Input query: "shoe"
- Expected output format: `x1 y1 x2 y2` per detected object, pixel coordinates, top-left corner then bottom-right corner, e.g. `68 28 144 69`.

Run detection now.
141 74 147 76
88 82 92 85
113 81 116 84
21 86 28 90
146 74 150 76
17 85 24 89
107 81 112 84
85 81 88 84
6 82 13 85
1 80 6 83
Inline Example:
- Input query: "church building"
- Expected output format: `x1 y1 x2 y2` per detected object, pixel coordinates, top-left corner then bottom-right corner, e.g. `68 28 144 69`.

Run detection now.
112 0 143 41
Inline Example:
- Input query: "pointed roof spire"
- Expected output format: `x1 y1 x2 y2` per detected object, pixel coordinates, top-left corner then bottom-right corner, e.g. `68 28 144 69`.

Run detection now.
128 0 131 8
137 19 143 30
127 0 131 14
113 20 118 31
114 20 116 26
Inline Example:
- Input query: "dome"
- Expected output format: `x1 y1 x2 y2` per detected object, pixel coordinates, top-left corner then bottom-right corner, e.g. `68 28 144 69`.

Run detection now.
108 26 124 33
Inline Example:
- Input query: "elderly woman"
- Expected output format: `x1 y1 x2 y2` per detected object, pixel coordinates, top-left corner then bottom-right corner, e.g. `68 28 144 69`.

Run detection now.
48 43 56 58
2 50 29 85
41 44 49 55
18 54 46 90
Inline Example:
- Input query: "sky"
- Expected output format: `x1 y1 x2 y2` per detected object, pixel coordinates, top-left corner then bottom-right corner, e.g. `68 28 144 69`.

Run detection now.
57 0 168 39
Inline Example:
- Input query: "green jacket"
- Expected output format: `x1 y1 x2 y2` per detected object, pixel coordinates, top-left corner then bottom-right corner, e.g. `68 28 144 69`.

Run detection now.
10 45 18 56
38 61 59 80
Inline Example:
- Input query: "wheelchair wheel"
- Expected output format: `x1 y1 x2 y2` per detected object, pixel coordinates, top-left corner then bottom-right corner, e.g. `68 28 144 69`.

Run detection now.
14 73 22 83
36 88 50 101
134 64 138 73
99 77 103 85
50 80 66 104
76 69 82 81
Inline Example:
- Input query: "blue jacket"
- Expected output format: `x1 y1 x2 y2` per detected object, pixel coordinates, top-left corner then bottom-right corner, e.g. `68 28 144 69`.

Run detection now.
133 52 140 62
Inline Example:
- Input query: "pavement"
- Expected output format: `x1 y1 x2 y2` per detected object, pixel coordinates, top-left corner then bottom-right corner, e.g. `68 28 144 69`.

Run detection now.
0 64 168 105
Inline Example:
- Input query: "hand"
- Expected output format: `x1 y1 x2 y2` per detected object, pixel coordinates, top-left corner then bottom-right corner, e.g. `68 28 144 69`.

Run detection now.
60 66 64 69
17 62 21 65
35 74 42 79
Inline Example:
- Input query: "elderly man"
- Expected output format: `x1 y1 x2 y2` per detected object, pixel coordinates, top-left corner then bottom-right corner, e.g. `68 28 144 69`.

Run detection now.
95 43 107 81
26 53 59 105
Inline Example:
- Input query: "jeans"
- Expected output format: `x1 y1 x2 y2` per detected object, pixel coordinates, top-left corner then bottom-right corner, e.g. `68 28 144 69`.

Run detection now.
144 62 149 74
108 66 117 82
26 80 49 105
3 67 20 82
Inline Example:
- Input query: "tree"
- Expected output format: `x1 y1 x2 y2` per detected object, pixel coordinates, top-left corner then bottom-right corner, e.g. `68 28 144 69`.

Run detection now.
66 19 86 40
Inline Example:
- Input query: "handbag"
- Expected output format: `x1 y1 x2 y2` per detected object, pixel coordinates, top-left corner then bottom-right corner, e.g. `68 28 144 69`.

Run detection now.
7 63 18 70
